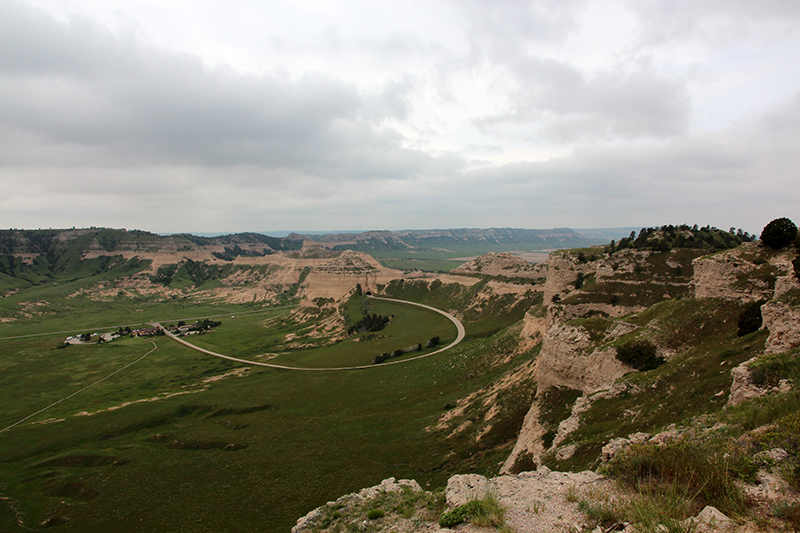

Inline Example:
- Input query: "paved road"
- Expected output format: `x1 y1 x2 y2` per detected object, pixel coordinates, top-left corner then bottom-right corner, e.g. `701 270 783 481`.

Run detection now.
158 296 466 371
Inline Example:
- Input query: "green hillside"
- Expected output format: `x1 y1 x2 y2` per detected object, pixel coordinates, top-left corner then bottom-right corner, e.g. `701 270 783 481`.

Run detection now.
0 221 797 532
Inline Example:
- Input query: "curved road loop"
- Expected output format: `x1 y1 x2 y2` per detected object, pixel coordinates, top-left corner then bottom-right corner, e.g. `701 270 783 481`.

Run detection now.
159 296 466 371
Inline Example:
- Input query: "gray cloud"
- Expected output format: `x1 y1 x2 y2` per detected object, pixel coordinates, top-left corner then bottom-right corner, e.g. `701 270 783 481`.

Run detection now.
629 0 800 48
0 1 453 184
454 95 800 231
462 0 586 48
475 58 690 141
1 0 798 234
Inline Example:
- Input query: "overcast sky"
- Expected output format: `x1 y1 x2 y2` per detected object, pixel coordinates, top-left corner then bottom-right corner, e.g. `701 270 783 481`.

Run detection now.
1 0 799 234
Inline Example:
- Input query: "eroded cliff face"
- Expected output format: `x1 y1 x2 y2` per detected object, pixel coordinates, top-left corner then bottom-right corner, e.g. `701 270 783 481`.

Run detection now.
763 301 799 351
533 248 678 397
691 242 800 407
300 250 403 300
95 245 407 305
690 242 795 301
542 254 593 305
511 241 800 468
535 323 627 393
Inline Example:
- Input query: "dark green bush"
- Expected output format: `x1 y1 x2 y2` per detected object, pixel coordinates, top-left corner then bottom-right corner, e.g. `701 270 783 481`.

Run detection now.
542 429 556 449
348 312 391 335
737 301 763 337
366 508 385 520
615 340 664 371
760 217 798 249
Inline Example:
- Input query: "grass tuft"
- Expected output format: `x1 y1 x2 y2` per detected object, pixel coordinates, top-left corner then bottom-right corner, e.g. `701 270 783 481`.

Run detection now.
438 490 510 529
605 436 750 516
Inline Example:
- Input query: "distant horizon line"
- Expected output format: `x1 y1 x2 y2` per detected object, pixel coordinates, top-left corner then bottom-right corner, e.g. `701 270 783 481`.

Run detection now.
7 225 755 238
163 226 644 238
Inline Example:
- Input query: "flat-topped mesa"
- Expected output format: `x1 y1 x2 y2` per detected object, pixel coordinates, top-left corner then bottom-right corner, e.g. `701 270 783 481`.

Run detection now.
300 250 403 300
450 252 547 280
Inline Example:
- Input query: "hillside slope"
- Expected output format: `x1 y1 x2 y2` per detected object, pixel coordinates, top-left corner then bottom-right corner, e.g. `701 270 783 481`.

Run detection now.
293 225 800 532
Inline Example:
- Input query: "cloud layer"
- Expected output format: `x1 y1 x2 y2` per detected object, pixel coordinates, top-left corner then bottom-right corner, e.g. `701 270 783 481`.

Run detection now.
1 0 799 233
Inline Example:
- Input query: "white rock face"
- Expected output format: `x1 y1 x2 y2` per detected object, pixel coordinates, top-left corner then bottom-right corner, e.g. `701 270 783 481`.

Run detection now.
762 300 800 355
552 396 593 449
728 359 761 407
693 506 731 528
690 242 794 301
536 323 628 393
301 250 404 300
445 474 491 507
601 432 650 462
444 468 606 533
729 356 795 406
518 310 549 353
555 444 577 461
543 254 600 306
501 397 545 474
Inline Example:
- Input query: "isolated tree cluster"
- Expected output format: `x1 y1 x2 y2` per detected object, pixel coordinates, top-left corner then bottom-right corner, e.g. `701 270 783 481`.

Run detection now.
606 224 753 254
760 217 798 249
759 217 800 281
347 312 391 335
373 337 439 364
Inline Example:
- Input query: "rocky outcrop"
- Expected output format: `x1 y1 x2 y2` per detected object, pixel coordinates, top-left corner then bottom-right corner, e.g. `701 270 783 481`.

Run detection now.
551 395 592 450
292 478 423 533
446 468 606 532
547 302 646 323
690 242 793 301
301 250 403 300
294 469 607 533
518 310 548 353
727 358 763 407
728 357 793 406
501 398 545 474
690 243 800 403
762 299 800 355
535 323 628 393
543 254 595 306
451 252 547 280
543 250 653 324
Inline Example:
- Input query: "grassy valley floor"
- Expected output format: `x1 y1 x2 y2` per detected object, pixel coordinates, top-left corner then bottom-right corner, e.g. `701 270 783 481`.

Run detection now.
0 288 534 531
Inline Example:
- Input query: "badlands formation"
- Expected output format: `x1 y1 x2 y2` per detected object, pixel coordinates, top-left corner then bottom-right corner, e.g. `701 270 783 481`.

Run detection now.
292 241 800 533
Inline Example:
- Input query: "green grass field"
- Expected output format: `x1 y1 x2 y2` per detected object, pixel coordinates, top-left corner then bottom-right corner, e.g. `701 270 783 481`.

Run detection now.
186 299 455 368
0 280 531 532
368 243 553 273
